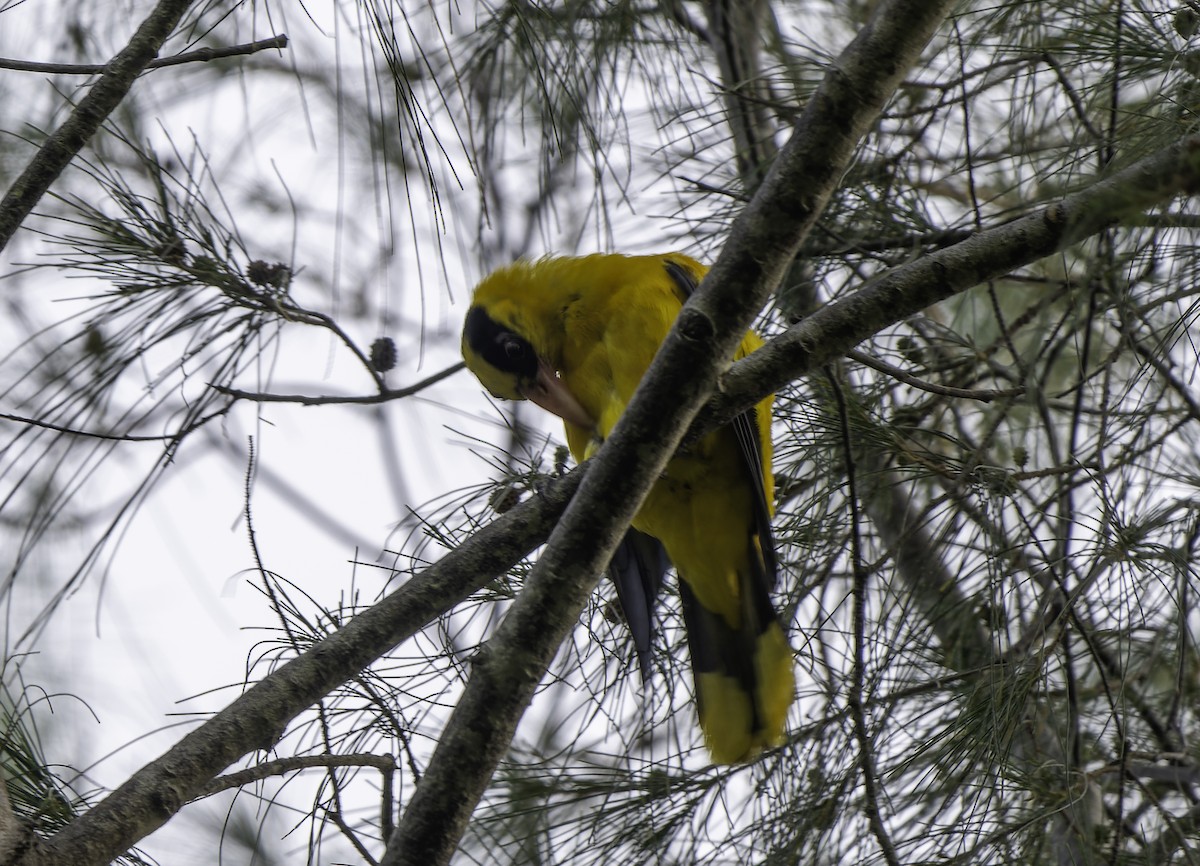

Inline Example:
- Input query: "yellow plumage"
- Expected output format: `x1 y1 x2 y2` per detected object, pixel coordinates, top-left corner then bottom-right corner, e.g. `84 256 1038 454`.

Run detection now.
462 252 795 763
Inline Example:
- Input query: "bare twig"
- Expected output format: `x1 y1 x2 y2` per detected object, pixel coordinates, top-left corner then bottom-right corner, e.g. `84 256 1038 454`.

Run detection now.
0 35 287 75
329 807 379 866
0 408 230 442
847 349 1024 402
214 363 466 406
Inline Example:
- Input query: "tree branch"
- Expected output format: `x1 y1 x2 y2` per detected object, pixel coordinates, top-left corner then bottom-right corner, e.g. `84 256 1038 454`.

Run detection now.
704 0 777 188
0 767 45 865
381 2 960 864
0 0 195 253
28 469 582 866
705 134 1200 433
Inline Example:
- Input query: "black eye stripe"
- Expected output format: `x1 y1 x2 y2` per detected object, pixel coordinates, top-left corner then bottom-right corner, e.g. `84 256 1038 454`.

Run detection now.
464 306 538 379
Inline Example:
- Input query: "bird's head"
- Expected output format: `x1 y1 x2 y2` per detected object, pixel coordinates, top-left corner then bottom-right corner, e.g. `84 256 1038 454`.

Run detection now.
462 280 595 431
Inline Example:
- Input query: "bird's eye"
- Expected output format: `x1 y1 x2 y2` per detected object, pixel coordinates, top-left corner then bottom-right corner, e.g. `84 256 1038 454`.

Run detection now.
464 306 537 378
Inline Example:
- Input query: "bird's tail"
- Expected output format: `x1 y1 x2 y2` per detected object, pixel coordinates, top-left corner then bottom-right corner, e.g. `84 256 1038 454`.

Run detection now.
678 547 794 764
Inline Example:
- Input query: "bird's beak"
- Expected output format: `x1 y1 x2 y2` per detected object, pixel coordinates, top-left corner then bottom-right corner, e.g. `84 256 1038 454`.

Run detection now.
521 358 595 431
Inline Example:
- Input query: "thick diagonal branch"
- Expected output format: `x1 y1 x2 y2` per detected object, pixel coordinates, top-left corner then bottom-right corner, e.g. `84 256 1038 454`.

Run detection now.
381 2 960 865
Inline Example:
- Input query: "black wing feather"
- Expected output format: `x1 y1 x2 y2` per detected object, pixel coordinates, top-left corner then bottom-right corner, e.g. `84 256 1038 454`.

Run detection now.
607 529 671 680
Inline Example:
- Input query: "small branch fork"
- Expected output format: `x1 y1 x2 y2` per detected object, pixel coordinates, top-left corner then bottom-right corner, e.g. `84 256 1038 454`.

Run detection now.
199 753 396 798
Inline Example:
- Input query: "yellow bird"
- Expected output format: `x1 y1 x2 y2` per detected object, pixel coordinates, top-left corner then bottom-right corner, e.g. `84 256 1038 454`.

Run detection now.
462 252 794 763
